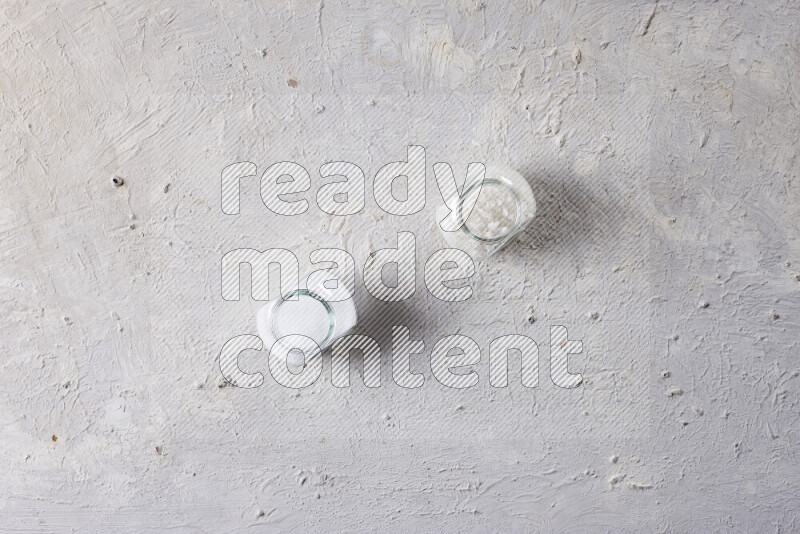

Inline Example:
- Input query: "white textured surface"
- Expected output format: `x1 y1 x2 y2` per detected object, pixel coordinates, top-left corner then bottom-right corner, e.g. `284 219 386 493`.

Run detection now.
1 1 799 532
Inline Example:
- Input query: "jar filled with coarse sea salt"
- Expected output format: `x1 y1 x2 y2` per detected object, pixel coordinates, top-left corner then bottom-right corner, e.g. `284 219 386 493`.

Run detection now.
436 163 536 261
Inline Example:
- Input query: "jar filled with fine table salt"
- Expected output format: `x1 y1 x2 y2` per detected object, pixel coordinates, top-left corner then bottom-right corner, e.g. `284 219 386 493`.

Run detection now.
256 276 357 369
436 163 536 261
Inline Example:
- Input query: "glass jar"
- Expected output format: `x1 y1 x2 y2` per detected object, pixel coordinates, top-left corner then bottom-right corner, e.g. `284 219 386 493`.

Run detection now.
436 163 536 261
256 279 357 356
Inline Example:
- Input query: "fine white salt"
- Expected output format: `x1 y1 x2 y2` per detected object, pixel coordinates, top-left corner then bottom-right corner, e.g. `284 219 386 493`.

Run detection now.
272 292 333 345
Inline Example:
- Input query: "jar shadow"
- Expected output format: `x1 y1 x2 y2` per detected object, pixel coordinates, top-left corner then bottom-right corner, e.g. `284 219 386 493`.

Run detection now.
501 169 628 262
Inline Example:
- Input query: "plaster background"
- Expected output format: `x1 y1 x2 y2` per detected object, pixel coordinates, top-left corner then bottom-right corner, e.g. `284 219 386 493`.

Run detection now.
1 0 799 532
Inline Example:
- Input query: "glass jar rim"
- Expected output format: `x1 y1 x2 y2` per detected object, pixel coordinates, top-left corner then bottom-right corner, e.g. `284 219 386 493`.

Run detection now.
457 178 523 244
271 289 335 348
